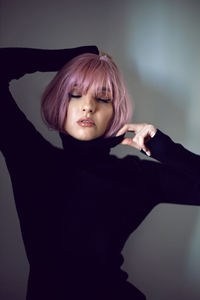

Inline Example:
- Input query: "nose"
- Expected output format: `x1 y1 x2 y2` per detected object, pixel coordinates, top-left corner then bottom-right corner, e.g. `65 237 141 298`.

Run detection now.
82 94 96 113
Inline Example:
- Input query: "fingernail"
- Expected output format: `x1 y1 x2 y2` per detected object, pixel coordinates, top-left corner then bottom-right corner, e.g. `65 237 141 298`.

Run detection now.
143 149 150 156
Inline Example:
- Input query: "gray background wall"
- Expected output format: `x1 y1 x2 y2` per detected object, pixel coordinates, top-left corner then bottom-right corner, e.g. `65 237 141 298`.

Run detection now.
1 0 200 299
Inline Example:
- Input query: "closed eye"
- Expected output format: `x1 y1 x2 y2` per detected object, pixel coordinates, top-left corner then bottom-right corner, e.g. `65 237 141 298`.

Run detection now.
97 98 112 103
69 93 112 103
69 94 82 98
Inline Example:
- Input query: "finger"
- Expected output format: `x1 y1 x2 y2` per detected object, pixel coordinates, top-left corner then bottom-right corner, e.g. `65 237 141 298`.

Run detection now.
142 148 151 157
116 123 145 136
133 125 156 146
117 123 157 137
147 125 157 138
132 135 151 156
117 124 156 157
122 138 151 156
119 126 148 149
116 124 129 136
132 134 146 150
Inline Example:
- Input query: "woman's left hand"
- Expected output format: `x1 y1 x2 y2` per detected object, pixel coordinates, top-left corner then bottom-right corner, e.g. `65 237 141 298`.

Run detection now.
116 123 157 156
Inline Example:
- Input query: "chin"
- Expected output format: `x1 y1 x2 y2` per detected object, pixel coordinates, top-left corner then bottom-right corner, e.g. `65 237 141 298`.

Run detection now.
71 132 98 141
77 135 98 141
72 128 100 141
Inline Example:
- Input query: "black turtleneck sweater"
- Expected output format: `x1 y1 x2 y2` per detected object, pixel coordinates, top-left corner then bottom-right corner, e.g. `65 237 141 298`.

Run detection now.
1 48 200 300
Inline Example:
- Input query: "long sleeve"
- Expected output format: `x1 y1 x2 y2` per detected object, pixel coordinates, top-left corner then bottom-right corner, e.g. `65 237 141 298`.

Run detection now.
140 130 200 206
1 46 98 82
0 46 98 157
146 129 200 179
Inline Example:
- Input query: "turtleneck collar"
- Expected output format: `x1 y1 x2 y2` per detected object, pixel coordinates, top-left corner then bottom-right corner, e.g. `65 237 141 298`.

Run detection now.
59 132 124 165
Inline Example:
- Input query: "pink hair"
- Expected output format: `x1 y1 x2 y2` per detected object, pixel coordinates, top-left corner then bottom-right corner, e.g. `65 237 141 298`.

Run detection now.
41 53 133 137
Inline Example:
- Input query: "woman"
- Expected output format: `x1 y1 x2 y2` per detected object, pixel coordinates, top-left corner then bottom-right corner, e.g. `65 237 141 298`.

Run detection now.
1 46 200 300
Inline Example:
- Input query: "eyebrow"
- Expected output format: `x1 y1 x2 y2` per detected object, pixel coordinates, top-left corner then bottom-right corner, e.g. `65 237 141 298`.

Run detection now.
101 87 110 92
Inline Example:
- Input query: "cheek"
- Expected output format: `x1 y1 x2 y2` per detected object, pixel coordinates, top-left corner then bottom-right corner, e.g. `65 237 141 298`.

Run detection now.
66 102 77 121
101 107 113 130
105 106 114 123
65 103 75 130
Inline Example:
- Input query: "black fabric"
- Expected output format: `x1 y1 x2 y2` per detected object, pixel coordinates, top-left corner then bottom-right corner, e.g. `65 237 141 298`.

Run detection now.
1 47 200 300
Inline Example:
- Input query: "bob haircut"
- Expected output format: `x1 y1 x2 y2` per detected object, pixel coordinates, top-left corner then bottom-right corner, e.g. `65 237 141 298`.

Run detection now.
41 53 133 137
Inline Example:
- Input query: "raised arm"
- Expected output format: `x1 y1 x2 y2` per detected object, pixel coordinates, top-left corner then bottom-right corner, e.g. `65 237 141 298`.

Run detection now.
144 128 199 204
146 129 200 179
117 123 200 207
0 46 99 156
117 123 200 179
1 46 99 82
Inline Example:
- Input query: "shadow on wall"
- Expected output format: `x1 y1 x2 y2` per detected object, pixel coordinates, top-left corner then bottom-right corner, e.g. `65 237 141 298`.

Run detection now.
1 0 200 300
110 1 200 300
121 204 200 300
115 54 200 300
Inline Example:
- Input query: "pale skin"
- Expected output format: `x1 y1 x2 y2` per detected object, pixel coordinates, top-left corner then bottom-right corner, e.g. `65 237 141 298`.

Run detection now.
64 87 157 155
64 87 113 141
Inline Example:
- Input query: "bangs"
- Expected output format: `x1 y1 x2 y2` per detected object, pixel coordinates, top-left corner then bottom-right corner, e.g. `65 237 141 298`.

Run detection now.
41 52 133 136
67 58 114 99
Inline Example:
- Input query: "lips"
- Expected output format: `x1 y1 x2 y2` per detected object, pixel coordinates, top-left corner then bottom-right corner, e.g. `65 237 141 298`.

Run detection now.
77 117 96 127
